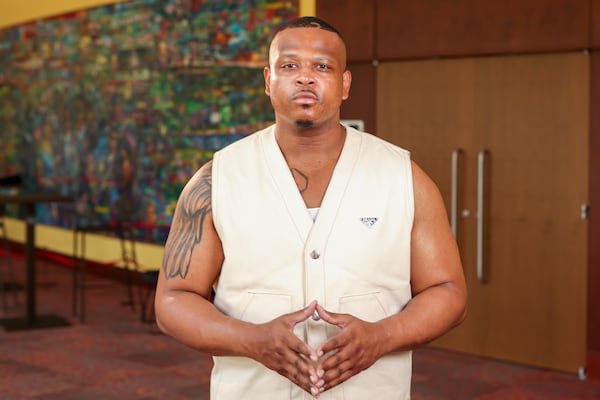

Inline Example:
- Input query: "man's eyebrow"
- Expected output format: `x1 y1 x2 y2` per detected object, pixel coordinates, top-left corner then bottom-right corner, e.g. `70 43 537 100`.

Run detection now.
313 56 334 63
277 52 335 63
277 51 299 58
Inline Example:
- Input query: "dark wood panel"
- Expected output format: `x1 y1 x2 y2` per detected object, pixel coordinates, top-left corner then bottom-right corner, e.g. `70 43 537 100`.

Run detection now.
376 0 591 60
592 0 600 48
340 62 376 134
316 0 375 62
589 52 600 358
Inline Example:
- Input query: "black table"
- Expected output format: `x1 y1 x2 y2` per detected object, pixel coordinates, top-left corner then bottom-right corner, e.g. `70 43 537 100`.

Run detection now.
0 192 74 330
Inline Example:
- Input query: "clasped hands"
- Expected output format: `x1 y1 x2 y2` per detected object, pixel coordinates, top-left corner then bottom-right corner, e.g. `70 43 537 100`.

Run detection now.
249 300 385 398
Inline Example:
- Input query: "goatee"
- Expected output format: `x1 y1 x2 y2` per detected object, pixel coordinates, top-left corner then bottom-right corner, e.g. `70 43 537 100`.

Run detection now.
295 120 313 128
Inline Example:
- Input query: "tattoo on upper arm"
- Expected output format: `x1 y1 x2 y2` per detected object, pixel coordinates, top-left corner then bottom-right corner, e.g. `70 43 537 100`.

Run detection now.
162 162 212 280
290 168 309 193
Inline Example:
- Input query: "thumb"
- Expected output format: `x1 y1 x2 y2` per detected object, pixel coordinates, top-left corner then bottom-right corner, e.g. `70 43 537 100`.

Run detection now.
289 300 318 324
315 303 346 327
288 301 319 360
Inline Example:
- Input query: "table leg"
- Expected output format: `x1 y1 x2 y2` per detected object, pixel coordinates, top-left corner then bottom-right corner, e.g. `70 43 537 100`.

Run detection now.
0 194 74 331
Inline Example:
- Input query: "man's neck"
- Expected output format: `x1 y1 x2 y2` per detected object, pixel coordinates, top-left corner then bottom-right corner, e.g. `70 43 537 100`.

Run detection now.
274 121 346 166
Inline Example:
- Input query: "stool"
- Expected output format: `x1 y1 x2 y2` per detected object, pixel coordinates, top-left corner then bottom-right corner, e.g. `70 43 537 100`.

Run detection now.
139 270 159 324
0 206 19 311
72 221 139 323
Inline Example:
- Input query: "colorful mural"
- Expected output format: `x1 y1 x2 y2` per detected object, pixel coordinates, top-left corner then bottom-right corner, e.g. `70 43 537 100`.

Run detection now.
0 0 298 243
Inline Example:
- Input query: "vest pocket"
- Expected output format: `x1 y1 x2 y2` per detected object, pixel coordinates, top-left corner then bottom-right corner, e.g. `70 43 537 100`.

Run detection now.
338 291 386 323
338 285 412 323
239 291 293 324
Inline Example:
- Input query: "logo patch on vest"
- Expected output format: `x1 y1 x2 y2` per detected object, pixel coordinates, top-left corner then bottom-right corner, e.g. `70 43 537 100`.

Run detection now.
360 217 378 228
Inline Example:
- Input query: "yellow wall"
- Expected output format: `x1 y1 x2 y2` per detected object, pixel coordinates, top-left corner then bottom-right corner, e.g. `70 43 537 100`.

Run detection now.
0 0 126 29
0 0 314 270
299 0 315 16
4 217 165 271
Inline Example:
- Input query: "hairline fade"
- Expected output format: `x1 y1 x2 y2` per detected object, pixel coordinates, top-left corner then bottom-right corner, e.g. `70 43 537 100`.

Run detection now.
270 16 345 42
267 16 347 66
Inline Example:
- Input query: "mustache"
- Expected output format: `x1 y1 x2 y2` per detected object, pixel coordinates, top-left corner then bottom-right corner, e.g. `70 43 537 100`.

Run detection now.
292 89 319 99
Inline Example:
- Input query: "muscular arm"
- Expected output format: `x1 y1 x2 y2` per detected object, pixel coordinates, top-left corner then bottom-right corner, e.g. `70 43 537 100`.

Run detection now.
155 161 235 352
155 161 322 394
161 162 214 281
316 160 467 391
379 160 467 349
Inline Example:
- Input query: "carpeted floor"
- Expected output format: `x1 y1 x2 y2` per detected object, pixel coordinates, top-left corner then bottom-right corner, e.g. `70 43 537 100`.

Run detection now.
0 255 599 399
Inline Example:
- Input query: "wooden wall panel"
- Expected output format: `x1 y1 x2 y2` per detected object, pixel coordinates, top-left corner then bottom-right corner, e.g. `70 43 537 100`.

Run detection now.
377 0 591 60
589 52 600 364
592 0 600 49
316 0 375 62
316 0 600 374
340 62 376 134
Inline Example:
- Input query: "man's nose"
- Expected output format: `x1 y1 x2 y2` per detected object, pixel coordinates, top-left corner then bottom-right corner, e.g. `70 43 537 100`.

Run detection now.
296 68 315 85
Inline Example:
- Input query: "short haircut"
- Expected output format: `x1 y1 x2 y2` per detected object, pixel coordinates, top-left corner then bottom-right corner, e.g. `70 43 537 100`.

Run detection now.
270 16 344 42
267 16 346 64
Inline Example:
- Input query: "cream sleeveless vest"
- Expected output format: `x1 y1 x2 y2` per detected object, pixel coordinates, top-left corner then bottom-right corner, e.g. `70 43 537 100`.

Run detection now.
211 125 414 399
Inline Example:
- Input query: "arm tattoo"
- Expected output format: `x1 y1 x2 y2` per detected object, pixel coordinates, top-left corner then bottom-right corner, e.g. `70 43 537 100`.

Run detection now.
290 167 309 193
162 161 213 280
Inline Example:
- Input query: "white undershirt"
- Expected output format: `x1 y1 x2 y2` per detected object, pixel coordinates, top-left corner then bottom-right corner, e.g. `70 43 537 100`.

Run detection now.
307 207 320 222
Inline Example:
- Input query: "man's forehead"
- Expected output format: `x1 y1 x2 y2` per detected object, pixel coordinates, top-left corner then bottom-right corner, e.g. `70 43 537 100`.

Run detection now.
269 27 345 58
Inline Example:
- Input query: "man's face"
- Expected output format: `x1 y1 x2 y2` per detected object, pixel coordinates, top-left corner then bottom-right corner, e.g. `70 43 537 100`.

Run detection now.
264 27 351 129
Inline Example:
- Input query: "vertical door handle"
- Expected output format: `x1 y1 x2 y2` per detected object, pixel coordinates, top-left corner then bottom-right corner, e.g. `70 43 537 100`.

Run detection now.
477 149 489 283
451 148 462 238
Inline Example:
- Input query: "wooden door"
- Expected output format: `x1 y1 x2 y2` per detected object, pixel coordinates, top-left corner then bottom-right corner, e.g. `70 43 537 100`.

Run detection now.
377 52 589 373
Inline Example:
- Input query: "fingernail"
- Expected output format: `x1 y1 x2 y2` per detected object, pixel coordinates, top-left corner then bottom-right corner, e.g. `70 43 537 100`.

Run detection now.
309 374 316 383
317 379 324 387
311 386 318 396
317 369 324 377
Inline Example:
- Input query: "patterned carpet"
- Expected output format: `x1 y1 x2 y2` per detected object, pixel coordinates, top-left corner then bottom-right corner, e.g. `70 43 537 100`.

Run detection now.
0 255 599 399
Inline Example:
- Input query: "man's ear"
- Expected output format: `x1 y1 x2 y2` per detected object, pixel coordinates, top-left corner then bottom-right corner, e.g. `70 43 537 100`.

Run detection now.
264 66 271 96
342 69 352 100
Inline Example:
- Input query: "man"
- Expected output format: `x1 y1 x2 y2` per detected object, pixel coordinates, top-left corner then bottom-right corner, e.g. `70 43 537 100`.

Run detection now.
155 16 466 399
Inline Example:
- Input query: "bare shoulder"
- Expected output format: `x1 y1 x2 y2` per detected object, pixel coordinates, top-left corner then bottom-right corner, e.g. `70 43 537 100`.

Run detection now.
409 160 464 293
178 160 213 213
410 160 444 214
161 160 221 284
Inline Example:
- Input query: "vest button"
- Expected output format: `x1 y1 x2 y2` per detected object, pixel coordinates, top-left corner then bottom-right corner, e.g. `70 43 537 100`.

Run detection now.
310 249 320 259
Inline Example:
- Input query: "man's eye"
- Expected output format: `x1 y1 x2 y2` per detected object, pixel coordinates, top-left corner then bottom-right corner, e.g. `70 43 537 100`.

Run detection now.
316 64 329 70
281 63 296 69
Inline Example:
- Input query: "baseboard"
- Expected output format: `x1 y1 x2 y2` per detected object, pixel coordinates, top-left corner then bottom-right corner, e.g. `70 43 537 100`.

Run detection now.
1 240 147 284
587 350 600 379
